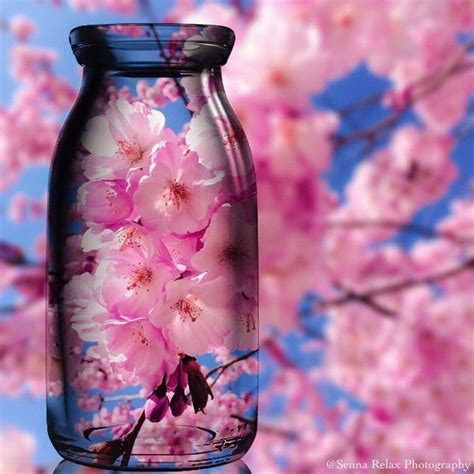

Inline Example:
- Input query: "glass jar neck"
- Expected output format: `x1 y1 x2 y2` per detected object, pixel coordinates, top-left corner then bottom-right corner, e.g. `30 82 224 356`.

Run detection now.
78 66 226 116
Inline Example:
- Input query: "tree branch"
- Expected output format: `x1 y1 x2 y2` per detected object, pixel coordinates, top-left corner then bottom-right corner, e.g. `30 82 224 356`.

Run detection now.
333 40 474 148
335 283 396 318
318 257 474 313
261 338 299 369
326 218 474 245
139 0 191 114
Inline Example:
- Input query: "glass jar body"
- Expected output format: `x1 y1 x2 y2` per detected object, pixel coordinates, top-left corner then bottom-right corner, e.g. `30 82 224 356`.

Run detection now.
47 55 258 471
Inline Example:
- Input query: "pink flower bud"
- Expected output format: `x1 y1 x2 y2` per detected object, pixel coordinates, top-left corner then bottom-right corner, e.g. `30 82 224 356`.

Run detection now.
145 392 169 422
170 385 188 417
144 376 169 423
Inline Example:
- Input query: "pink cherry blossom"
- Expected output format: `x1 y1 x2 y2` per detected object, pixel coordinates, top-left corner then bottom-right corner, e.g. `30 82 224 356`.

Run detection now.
0 99 58 190
191 202 257 283
265 110 338 178
63 272 107 343
97 232 179 317
182 3 246 41
136 78 180 108
224 13 324 110
150 277 233 355
104 317 178 390
134 142 221 234
160 233 200 273
0 299 46 396
0 427 37 474
71 344 125 393
77 179 132 226
438 197 474 244
9 15 36 42
82 99 166 181
169 362 189 417
10 45 55 79
144 376 170 422
186 98 252 174
70 0 138 15
389 24 473 131
344 126 456 224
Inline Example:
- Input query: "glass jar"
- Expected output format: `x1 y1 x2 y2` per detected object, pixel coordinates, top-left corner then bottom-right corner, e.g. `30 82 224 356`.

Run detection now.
47 23 258 471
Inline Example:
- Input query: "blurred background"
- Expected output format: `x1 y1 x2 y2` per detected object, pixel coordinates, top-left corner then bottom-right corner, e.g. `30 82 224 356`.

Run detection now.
0 0 473 473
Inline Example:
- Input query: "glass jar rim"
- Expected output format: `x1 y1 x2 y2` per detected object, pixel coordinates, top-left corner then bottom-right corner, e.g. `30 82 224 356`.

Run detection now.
69 23 235 70
70 23 235 50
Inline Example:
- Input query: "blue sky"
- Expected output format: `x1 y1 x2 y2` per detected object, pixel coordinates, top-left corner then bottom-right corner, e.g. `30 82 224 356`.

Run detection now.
0 0 472 470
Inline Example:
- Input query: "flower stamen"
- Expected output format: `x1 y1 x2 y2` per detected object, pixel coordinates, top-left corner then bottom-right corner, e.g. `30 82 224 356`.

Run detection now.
116 139 144 165
163 180 190 210
127 265 153 293
173 296 202 322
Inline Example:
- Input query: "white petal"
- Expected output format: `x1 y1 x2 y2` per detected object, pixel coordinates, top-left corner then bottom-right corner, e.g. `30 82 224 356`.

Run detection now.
82 116 116 156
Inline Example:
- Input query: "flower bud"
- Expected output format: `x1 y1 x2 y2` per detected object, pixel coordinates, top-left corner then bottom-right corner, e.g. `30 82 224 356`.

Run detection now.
170 384 188 417
144 392 169 422
144 375 169 423
182 355 213 414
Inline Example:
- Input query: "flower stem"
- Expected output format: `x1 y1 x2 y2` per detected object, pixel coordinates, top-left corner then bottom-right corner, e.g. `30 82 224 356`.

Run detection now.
120 410 146 467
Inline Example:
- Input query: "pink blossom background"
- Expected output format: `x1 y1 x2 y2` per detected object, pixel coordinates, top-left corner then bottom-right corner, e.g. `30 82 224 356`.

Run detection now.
1 0 474 473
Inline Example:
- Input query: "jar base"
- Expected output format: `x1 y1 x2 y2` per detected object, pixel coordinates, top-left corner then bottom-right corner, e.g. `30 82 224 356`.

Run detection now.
53 451 248 472
49 428 255 472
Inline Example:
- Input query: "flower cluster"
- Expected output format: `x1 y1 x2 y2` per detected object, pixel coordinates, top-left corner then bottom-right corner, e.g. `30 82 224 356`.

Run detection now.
67 97 258 399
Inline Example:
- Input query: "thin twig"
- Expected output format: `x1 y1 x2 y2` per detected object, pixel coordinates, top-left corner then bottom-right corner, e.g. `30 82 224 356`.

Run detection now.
139 0 191 113
231 0 245 14
120 410 146 467
333 40 474 148
326 219 474 245
206 349 258 388
318 257 474 312
337 92 386 117
336 283 396 317
149 25 190 108
261 338 299 369
231 415 297 439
